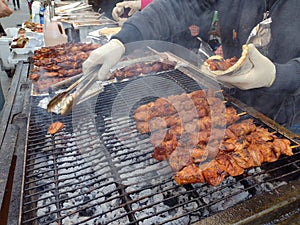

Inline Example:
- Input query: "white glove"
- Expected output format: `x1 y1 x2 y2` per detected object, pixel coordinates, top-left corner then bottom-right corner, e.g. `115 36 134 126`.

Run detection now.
117 17 128 27
216 44 276 90
82 39 125 81
116 0 142 17
112 6 124 21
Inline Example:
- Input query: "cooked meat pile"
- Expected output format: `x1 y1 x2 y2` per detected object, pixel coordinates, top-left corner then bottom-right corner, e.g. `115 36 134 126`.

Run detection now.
110 60 176 80
133 90 293 186
30 43 101 93
205 56 238 71
11 36 29 48
23 21 41 32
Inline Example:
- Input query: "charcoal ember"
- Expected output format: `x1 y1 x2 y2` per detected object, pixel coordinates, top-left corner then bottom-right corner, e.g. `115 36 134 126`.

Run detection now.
79 206 96 217
163 191 179 207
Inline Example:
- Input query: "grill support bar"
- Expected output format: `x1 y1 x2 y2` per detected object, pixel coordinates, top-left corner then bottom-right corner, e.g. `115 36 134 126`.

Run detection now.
0 62 31 225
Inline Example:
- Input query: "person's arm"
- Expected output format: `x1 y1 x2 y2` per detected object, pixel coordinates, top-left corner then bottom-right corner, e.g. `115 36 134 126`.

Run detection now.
112 0 152 21
141 0 152 9
83 0 215 82
270 59 300 94
0 0 13 18
113 0 215 44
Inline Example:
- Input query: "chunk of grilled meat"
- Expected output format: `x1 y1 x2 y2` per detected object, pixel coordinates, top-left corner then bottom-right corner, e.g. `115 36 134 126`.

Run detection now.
205 56 238 71
135 106 240 134
149 113 240 162
48 121 64 135
174 163 205 185
174 160 228 186
168 147 194 172
226 119 257 138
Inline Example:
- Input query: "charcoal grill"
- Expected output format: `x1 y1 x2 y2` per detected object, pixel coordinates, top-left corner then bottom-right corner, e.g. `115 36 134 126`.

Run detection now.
0 62 299 225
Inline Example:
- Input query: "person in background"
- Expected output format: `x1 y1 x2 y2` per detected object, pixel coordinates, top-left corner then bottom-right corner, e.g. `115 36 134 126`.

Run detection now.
27 0 33 18
82 0 300 135
112 0 151 25
0 0 12 36
31 0 40 23
112 0 202 51
0 0 13 112
88 0 121 20
12 0 20 10
39 1 47 24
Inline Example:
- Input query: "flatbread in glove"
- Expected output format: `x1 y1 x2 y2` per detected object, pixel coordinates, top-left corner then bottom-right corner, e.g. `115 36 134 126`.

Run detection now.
201 45 253 76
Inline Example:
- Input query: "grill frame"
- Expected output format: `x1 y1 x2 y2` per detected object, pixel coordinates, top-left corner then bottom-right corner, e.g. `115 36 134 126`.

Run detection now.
0 62 299 225
0 62 32 225
21 65 300 224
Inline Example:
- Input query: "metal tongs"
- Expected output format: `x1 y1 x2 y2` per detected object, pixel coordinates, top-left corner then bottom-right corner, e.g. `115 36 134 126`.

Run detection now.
47 66 101 116
196 37 215 59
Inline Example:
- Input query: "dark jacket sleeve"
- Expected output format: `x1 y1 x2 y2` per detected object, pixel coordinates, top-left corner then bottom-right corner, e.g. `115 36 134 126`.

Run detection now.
113 0 216 44
270 58 300 94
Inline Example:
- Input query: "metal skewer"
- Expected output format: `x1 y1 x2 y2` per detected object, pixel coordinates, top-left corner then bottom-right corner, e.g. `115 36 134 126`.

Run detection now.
291 144 300 149
237 112 247 117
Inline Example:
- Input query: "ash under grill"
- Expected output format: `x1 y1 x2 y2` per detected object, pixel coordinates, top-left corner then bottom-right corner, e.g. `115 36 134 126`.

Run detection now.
21 70 300 225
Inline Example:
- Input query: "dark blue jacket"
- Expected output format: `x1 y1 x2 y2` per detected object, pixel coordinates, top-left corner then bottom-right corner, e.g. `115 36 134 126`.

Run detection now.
114 0 300 127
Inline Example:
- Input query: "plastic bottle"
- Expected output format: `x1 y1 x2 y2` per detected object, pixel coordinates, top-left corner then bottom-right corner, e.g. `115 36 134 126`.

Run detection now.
44 19 68 47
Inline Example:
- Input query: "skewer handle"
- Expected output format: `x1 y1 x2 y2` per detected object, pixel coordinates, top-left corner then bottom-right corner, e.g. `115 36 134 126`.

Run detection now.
291 144 300 149
237 112 247 117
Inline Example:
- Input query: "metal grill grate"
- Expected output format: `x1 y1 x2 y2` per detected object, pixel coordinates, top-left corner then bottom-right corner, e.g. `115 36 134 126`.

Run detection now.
21 70 300 225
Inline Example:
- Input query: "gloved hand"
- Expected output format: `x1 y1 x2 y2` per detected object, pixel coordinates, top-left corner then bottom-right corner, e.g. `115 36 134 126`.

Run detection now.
216 44 276 90
112 6 124 21
116 0 142 17
117 17 128 27
82 39 125 81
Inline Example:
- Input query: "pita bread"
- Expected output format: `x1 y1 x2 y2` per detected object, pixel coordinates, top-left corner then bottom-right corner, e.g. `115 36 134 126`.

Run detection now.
202 45 253 76
98 27 121 36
